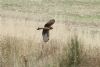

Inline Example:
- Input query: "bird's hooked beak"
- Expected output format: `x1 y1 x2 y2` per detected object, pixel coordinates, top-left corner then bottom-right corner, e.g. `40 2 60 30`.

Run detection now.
37 27 40 30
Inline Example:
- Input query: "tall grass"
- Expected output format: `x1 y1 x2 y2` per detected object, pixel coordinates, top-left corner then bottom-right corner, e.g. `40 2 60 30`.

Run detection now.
0 32 100 67
67 36 81 67
0 35 65 67
59 36 82 67
0 15 100 67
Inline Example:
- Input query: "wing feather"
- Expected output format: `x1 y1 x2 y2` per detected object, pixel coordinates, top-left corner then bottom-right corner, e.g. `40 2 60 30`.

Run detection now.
44 19 55 27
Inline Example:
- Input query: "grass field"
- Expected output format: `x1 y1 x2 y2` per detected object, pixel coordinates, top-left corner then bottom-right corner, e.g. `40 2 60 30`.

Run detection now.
0 0 100 67
1 0 100 22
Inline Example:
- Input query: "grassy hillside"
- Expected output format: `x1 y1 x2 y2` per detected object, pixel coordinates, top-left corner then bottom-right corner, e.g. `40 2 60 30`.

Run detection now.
1 0 100 22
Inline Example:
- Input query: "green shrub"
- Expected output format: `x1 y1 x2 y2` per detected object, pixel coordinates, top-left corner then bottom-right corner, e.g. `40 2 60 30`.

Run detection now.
59 36 82 67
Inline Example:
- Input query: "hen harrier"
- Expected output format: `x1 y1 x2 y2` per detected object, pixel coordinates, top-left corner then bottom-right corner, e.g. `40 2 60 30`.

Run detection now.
37 19 55 42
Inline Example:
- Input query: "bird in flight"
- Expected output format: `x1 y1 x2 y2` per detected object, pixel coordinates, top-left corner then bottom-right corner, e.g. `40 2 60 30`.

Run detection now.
37 19 55 42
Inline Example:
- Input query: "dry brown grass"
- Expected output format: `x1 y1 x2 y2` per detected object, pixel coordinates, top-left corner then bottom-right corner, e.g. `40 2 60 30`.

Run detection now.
0 8 100 67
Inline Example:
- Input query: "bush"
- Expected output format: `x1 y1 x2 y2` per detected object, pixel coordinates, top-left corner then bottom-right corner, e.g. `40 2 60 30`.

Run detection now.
59 36 82 67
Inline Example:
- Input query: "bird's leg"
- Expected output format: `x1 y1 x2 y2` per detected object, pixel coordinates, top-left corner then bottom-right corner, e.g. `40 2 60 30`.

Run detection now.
37 27 44 30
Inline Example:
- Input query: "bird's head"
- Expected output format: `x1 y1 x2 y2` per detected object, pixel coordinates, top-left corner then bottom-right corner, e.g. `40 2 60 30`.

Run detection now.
37 27 40 30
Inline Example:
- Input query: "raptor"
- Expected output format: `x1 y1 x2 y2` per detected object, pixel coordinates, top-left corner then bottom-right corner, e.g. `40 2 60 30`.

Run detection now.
37 19 55 42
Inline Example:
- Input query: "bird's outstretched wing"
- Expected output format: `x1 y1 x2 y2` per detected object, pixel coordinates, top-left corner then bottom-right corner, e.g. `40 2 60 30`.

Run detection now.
44 19 55 27
42 29 49 42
